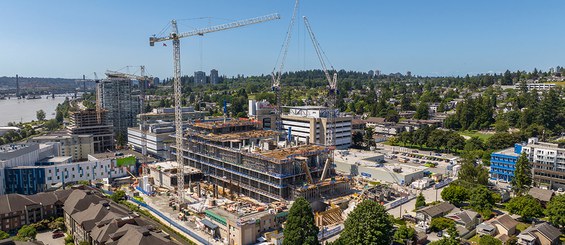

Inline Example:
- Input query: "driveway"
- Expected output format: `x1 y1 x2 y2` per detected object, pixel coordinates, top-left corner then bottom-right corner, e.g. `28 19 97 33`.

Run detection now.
36 231 65 245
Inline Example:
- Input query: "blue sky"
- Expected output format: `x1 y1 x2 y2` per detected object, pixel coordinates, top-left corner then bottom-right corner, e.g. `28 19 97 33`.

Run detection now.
1 0 565 79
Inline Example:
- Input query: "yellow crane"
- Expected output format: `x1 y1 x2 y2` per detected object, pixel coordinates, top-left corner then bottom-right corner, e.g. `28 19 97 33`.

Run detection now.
149 14 280 206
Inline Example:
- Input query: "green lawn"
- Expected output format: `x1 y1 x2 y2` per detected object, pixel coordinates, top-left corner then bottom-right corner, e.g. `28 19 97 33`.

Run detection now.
467 234 480 245
516 222 531 233
458 130 493 141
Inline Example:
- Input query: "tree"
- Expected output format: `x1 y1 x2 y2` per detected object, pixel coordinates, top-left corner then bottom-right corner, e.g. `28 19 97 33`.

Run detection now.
415 192 426 209
545 194 565 228
78 241 90 245
393 225 416 244
352 132 364 148
110 190 126 203
48 217 65 231
44 119 60 131
506 195 543 221
283 197 319 245
458 158 489 186
430 217 455 232
36 109 46 121
414 102 429 120
469 186 496 218
336 200 393 245
479 235 502 245
16 225 37 241
55 110 64 123
494 119 510 133
511 152 532 195
441 184 469 206
0 230 8 240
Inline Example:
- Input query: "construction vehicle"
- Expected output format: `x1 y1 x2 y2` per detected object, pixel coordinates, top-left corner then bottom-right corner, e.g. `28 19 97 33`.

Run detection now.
303 16 338 181
149 14 280 207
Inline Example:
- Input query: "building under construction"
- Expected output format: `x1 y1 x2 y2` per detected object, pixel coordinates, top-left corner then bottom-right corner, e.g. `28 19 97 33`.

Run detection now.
176 119 350 203
67 109 114 152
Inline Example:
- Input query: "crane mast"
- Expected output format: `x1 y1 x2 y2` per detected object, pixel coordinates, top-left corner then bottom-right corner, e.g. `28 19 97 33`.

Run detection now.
303 16 338 181
272 0 299 133
150 14 280 207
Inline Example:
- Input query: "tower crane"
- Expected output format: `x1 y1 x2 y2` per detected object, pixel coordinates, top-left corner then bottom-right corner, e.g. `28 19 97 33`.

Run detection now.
105 67 152 177
149 14 280 207
303 16 338 181
272 0 299 133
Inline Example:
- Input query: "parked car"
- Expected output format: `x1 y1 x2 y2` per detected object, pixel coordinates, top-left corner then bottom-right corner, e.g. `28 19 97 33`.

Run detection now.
402 214 417 223
437 231 443 237
52 232 64 239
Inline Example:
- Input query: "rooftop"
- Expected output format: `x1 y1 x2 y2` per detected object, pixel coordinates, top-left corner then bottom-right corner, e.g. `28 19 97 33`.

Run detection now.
198 129 279 142
192 119 257 130
256 145 329 161
0 144 29 153
494 147 520 157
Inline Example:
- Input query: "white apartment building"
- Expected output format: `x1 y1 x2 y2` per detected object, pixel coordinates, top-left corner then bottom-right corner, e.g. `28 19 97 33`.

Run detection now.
519 138 565 190
128 122 174 160
281 106 352 149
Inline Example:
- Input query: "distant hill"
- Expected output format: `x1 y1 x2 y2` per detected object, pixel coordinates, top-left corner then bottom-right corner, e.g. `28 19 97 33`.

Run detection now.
0 76 95 94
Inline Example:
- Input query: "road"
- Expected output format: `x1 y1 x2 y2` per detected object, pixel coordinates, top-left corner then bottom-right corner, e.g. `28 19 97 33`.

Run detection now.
387 185 445 219
141 193 222 245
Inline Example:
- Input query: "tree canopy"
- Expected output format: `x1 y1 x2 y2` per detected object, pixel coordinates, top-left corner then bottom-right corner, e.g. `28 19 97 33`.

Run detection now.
283 197 319 245
335 200 393 245
545 194 565 228
506 195 543 221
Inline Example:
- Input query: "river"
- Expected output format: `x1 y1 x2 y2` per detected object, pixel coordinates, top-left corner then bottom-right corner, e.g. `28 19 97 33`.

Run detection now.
0 95 75 126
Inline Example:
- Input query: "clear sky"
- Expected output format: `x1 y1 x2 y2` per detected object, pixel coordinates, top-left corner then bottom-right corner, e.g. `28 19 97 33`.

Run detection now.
1 0 565 79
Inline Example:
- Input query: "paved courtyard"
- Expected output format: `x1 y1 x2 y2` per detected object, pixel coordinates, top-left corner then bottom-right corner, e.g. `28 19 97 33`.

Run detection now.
36 231 65 245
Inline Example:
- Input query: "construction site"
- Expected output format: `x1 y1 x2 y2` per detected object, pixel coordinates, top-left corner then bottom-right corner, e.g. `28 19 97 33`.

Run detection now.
178 119 351 203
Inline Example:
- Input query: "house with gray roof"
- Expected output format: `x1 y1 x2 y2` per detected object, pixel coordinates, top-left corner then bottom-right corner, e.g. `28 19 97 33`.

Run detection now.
416 202 455 222
517 222 561 245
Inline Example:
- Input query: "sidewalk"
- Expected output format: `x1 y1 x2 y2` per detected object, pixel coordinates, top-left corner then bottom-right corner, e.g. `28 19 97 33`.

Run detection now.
138 193 223 245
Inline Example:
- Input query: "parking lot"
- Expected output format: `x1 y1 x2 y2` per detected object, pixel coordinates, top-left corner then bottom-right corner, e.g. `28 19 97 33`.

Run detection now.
36 231 65 245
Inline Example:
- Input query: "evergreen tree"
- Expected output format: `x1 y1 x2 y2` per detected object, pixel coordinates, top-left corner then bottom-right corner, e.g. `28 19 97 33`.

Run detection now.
283 198 319 245
414 102 429 120
511 152 532 195
415 192 426 209
335 200 393 245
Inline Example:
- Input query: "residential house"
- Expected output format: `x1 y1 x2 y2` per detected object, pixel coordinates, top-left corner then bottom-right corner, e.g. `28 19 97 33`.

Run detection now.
416 202 455 223
517 222 561 245
527 188 554 207
489 214 519 238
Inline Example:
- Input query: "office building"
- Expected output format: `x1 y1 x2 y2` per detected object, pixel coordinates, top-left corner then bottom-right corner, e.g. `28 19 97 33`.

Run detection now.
29 134 94 161
67 109 114 152
248 99 276 130
490 145 521 182
99 77 141 137
4 157 134 195
281 106 352 149
210 69 219 84
0 143 59 195
490 138 565 190
178 119 348 203
194 71 206 84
